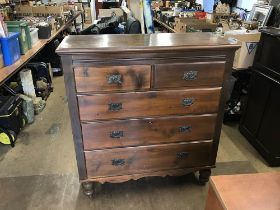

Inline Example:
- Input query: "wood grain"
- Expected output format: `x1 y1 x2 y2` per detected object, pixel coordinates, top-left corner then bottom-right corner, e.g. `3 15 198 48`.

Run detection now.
209 51 235 165
57 32 239 186
81 166 214 183
78 88 221 121
74 65 151 92
153 61 225 88
56 33 240 54
85 140 213 177
82 114 217 150
61 55 87 180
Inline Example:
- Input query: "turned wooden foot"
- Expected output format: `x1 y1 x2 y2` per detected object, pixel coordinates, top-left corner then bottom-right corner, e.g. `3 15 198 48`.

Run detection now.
82 182 94 198
198 169 211 185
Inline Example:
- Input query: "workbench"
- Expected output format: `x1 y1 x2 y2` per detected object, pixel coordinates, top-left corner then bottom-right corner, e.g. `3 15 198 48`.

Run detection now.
153 17 176 33
0 11 82 86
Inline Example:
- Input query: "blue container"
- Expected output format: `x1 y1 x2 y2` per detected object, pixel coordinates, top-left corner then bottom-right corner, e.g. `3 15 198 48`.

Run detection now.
0 32 21 66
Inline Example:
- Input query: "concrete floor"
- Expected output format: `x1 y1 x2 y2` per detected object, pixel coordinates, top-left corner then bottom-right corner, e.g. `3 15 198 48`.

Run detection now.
0 77 279 210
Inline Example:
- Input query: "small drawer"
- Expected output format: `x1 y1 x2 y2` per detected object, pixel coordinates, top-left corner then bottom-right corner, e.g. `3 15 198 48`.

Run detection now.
153 62 226 89
78 88 221 121
82 114 217 150
85 140 213 177
74 65 151 93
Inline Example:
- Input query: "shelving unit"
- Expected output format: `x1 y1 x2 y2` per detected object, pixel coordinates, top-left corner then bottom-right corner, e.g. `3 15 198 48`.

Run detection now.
153 17 176 33
0 11 82 85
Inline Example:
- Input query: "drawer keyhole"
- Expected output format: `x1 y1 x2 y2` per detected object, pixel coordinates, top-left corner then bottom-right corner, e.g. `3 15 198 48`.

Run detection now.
110 131 124 139
183 71 198 81
182 98 194 107
83 67 89 77
178 125 192 133
112 159 125 166
108 103 122 111
176 152 189 159
107 74 122 85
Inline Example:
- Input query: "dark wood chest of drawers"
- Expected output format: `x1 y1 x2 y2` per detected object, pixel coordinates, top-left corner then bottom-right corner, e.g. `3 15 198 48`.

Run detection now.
57 33 239 196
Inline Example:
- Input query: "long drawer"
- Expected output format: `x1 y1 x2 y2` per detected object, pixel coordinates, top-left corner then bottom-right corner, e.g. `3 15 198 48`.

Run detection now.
78 88 221 121
85 140 213 177
74 65 151 93
82 114 217 150
153 62 226 89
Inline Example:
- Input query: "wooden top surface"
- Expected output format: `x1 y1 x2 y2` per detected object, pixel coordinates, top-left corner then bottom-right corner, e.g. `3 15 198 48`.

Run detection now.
0 12 81 85
210 172 280 210
56 32 240 54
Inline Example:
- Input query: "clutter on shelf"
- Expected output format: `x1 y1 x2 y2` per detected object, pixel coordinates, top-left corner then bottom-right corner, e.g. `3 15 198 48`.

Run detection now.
152 0 217 32
0 2 83 67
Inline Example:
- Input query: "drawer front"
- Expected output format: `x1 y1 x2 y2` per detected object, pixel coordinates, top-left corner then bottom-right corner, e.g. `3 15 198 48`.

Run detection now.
74 65 151 92
153 62 225 89
82 115 217 150
78 88 221 121
85 141 213 177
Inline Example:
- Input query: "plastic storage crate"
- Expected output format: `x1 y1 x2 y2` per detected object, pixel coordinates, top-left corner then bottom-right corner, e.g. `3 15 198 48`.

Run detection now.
6 21 31 54
0 32 21 66
30 28 39 46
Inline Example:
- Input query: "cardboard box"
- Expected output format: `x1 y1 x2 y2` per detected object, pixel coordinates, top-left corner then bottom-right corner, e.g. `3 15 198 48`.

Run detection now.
15 5 33 16
98 8 123 18
75 3 83 11
225 32 261 70
0 0 8 4
33 6 64 17
84 7 92 24
212 13 239 23
175 17 206 25
63 4 76 12
174 17 217 32
174 21 186 32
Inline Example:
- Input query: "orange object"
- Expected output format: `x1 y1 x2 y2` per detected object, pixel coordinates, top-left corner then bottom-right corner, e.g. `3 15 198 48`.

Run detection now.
195 11 206 19
205 172 280 210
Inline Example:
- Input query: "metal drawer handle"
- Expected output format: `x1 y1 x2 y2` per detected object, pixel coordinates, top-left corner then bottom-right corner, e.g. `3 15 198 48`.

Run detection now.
182 98 194 107
176 152 189 159
183 71 198 81
178 125 192 133
110 131 124 138
108 103 122 111
107 74 122 84
112 159 125 166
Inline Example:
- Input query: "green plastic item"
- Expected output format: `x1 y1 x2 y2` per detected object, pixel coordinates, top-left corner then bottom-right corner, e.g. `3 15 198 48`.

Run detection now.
6 21 32 54
6 21 32 49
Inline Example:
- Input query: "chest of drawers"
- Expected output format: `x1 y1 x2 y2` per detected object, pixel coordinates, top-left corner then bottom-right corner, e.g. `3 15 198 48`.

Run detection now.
57 33 239 197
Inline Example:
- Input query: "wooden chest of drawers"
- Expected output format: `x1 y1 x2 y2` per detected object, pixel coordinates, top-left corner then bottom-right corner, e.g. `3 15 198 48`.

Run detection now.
57 33 239 197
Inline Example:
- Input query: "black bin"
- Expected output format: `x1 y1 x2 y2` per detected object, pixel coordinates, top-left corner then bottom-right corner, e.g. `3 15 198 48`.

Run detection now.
0 96 25 134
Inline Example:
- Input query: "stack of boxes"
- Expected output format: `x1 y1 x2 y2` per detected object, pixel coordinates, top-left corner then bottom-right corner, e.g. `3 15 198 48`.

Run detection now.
84 7 92 24
15 3 84 17
32 6 64 17
174 17 217 32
